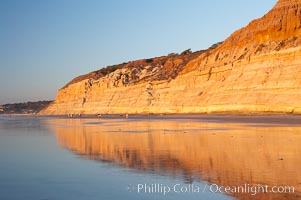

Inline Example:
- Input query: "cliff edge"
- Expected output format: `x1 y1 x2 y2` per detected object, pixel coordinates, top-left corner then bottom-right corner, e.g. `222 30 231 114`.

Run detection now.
40 0 301 115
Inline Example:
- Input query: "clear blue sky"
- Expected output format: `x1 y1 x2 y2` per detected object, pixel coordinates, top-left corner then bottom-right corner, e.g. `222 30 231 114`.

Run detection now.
0 0 277 104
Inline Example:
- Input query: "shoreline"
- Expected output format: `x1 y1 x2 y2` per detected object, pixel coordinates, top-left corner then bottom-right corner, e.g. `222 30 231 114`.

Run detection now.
1 113 301 125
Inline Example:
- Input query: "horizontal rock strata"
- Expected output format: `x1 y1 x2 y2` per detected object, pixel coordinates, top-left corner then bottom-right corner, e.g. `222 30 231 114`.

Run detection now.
40 0 301 115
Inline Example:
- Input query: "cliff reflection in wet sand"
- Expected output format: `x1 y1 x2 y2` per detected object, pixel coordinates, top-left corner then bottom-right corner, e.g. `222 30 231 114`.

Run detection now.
48 117 301 199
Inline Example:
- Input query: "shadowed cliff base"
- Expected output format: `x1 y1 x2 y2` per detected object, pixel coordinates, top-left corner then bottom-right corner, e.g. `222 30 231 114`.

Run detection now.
40 0 301 115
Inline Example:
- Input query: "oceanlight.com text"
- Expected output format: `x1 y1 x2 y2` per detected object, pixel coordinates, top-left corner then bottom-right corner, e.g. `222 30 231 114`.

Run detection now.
127 183 295 196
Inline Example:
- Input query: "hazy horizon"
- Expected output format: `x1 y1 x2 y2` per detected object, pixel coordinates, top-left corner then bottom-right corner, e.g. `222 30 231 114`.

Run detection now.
0 0 277 104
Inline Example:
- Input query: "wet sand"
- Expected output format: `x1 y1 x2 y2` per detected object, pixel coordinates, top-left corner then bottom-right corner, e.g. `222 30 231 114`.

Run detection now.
2 113 301 124
45 116 301 200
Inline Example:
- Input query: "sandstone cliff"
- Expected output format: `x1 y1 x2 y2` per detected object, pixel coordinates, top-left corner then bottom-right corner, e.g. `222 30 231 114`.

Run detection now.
41 0 301 115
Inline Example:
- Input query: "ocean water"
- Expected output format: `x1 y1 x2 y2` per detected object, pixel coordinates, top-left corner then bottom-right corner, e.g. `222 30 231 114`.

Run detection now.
0 115 300 200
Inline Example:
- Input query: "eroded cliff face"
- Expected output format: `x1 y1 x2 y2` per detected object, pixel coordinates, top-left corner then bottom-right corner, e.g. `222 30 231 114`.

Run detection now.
40 0 301 115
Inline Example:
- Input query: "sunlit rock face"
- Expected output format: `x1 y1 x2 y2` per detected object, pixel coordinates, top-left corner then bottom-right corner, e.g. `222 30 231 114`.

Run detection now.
185 0 301 72
41 0 301 115
49 118 301 200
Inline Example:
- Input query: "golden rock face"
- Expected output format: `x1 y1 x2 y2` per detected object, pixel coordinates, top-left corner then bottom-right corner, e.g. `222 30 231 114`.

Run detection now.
40 0 301 115
49 118 301 199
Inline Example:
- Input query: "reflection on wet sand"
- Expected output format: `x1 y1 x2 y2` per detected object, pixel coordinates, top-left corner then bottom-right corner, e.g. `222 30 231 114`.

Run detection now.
47 118 301 199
